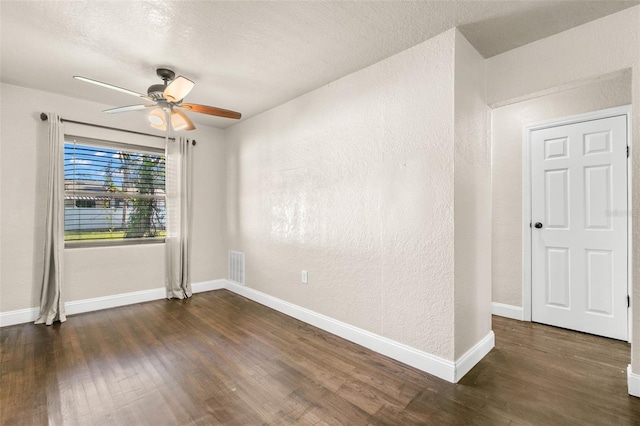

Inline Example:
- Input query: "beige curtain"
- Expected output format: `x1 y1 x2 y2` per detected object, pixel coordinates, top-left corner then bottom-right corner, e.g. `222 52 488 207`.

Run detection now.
165 137 193 299
35 113 66 325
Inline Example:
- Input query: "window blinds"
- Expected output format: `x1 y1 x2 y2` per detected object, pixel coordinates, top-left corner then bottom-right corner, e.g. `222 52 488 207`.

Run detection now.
64 137 166 243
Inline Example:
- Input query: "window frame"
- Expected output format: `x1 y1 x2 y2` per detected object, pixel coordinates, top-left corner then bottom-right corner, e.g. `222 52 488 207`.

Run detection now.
63 135 167 249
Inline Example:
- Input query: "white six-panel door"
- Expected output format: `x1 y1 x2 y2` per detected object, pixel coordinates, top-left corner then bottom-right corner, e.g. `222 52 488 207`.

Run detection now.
531 114 628 340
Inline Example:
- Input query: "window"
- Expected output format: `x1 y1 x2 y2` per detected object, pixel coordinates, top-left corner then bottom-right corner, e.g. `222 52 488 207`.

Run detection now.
64 136 166 245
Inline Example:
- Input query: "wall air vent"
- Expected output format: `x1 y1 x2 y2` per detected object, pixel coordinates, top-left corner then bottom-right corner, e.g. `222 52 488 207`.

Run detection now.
228 251 245 284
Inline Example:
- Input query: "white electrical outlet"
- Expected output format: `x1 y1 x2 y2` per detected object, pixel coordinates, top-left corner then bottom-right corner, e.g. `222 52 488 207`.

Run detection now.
302 271 308 284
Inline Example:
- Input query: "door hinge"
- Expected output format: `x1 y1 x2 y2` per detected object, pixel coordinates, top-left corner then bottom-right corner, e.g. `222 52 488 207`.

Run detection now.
627 146 630 157
628 295 630 308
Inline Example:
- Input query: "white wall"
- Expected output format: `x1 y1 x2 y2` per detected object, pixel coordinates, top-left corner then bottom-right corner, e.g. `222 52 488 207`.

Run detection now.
486 8 638 108
486 6 640 372
0 83 226 312
225 29 491 364
453 31 491 359
491 73 632 308
226 29 457 359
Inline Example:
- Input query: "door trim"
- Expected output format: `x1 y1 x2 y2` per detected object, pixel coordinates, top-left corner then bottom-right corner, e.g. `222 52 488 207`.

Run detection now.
521 105 632 341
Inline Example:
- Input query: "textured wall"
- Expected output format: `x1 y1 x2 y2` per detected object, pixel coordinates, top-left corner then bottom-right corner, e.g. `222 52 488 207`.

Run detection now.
486 8 639 107
0 83 227 311
453 31 492 358
486 6 640 370
225 29 458 360
491 74 632 308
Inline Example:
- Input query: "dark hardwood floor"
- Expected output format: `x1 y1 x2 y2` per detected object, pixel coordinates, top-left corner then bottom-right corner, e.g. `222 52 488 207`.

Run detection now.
1 289 639 425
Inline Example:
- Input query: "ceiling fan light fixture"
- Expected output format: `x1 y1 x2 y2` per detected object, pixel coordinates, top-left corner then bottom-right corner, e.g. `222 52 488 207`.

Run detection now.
171 109 196 131
150 121 167 131
148 107 165 126
164 76 195 102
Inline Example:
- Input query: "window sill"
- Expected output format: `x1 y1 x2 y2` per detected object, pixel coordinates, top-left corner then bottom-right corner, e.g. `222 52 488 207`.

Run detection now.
64 238 165 249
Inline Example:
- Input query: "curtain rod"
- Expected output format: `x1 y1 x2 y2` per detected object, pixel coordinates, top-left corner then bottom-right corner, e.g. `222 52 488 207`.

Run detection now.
39 113 197 146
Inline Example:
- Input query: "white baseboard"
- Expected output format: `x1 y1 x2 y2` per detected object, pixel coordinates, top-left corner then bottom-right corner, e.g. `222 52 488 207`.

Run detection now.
0 307 39 327
65 287 166 316
628 365 640 397
454 331 495 382
192 279 226 293
224 280 493 383
491 302 524 320
0 279 225 327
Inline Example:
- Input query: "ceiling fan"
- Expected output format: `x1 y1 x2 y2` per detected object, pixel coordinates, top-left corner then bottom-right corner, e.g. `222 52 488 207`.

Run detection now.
73 68 241 131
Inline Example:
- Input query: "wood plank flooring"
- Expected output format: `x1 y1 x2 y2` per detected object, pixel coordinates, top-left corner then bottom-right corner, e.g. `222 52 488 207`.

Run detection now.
1 289 639 425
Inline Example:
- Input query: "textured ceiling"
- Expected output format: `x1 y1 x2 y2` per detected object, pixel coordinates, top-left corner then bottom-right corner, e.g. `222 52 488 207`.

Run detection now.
1 1 637 129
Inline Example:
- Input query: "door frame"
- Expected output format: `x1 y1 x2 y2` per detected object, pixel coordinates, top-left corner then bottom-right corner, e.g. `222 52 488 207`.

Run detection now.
521 105 632 341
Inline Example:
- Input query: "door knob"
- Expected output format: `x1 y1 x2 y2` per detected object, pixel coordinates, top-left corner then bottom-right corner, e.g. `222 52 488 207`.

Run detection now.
534 222 543 229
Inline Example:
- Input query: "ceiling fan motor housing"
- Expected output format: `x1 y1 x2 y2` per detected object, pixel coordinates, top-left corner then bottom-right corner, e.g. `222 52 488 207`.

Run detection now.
147 84 167 101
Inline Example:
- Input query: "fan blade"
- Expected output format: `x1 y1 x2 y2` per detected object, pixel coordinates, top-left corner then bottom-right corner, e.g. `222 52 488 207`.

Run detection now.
164 76 195 102
171 109 196 131
180 103 241 120
74 76 147 98
103 104 155 114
